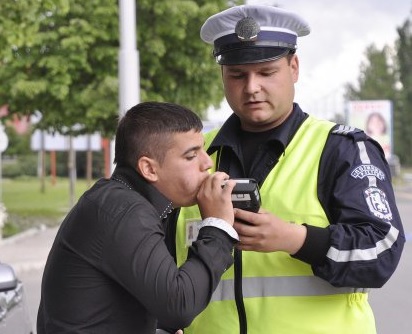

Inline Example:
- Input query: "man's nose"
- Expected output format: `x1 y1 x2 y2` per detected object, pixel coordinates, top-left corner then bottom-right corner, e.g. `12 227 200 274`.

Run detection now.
201 151 213 170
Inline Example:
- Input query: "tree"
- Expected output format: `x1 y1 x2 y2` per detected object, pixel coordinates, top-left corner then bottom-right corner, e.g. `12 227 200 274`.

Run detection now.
343 44 404 161
0 0 119 136
0 0 241 137
138 0 230 115
396 18 412 165
344 5 412 167
344 44 398 102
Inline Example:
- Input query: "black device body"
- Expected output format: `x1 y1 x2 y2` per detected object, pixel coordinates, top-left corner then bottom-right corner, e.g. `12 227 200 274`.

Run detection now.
231 178 261 213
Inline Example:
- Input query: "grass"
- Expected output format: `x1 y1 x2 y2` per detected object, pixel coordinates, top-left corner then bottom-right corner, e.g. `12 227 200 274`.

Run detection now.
1 176 94 238
0 166 411 238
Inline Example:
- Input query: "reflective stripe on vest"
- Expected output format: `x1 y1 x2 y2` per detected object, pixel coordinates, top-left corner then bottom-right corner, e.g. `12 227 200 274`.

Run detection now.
211 276 370 302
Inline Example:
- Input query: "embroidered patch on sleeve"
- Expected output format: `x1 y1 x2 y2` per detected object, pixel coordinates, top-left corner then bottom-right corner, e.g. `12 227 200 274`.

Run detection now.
364 187 392 221
351 164 385 181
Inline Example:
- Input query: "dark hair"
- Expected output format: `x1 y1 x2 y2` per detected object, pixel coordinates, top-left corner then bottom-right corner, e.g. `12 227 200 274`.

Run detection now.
286 51 295 64
114 101 203 168
366 112 387 135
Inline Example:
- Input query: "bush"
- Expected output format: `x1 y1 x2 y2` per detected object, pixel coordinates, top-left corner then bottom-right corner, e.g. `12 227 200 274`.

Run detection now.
2 221 20 238
2 154 39 178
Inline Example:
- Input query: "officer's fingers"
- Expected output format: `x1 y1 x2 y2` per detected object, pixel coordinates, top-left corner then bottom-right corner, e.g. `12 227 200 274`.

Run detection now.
234 208 252 220
236 238 260 251
233 223 259 240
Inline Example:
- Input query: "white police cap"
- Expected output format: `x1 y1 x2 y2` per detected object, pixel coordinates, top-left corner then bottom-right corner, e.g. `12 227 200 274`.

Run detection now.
200 5 310 65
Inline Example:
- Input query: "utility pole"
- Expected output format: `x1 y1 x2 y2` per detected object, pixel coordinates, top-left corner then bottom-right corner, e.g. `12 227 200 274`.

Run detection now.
112 0 140 173
119 0 140 114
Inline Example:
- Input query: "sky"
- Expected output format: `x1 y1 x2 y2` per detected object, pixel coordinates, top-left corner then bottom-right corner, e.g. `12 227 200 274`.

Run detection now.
207 0 412 123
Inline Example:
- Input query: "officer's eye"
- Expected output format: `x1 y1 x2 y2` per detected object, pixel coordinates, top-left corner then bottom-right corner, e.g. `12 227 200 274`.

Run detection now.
230 73 246 79
261 70 276 77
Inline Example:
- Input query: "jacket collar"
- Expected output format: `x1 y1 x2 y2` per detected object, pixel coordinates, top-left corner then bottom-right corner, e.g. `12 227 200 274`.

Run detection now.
111 165 174 219
207 103 308 155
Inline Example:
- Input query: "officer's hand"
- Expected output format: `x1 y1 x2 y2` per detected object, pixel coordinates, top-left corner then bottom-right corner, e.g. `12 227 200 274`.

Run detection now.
197 172 236 225
233 209 307 254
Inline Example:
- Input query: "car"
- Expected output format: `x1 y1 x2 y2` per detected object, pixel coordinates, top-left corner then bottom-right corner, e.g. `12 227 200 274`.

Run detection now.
0 262 33 334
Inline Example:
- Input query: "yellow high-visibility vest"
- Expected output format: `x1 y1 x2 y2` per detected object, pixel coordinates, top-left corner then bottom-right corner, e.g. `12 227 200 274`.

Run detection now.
176 116 376 334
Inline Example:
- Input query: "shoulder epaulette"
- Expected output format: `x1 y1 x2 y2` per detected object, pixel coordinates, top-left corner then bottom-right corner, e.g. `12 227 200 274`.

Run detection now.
331 124 362 135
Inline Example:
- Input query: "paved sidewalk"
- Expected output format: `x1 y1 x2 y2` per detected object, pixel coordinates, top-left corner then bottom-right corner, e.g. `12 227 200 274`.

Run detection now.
0 225 59 275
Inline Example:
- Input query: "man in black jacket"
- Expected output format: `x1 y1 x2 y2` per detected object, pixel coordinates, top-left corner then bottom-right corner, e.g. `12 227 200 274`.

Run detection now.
37 101 238 333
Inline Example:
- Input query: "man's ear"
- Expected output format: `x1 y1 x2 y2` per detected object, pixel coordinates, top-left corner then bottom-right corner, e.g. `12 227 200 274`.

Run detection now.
291 54 299 82
136 156 159 183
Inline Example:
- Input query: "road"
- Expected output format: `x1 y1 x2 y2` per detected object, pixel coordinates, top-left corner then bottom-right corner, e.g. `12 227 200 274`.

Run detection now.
9 189 412 334
369 191 412 333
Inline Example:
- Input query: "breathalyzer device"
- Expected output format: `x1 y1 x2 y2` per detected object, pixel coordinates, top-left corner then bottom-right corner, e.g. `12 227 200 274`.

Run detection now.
230 178 261 213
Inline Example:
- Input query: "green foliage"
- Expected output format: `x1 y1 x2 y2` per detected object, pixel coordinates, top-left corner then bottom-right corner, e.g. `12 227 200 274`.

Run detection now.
0 0 120 136
343 44 403 160
396 18 412 165
2 154 38 178
344 45 398 101
344 9 412 167
4 123 32 156
137 0 236 115
0 0 240 138
2 221 20 238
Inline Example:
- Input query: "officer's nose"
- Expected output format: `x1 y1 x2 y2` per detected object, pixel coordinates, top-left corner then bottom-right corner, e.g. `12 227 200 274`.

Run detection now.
244 73 261 96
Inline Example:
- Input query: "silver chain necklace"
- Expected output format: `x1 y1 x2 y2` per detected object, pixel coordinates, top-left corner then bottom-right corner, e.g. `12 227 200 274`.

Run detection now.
111 176 133 190
112 176 173 219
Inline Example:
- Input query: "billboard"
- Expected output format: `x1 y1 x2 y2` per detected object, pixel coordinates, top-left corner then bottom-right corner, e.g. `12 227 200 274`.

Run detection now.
346 100 393 159
31 130 102 151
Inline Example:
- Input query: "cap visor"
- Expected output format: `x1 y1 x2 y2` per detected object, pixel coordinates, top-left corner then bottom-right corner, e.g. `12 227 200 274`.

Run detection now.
217 47 291 65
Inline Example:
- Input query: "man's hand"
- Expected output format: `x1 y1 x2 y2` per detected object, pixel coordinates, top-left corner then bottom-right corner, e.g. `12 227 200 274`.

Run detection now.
197 172 236 225
233 209 307 254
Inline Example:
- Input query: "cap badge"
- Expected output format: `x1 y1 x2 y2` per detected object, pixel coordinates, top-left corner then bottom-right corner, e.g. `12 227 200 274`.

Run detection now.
235 17 260 41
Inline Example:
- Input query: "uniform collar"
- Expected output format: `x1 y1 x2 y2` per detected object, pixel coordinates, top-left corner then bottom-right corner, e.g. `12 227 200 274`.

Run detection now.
208 103 308 154
111 165 174 219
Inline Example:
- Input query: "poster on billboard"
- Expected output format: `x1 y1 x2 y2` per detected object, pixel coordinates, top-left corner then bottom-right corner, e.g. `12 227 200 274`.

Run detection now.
30 130 102 151
346 100 393 159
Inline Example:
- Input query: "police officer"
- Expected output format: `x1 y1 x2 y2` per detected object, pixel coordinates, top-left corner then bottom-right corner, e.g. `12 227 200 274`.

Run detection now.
171 4 405 334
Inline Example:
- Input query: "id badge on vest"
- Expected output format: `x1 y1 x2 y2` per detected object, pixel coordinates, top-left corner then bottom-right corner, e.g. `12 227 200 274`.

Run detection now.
185 219 202 246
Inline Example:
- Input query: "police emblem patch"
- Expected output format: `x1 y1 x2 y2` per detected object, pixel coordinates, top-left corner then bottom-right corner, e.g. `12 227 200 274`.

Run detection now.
351 164 385 181
364 187 392 220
